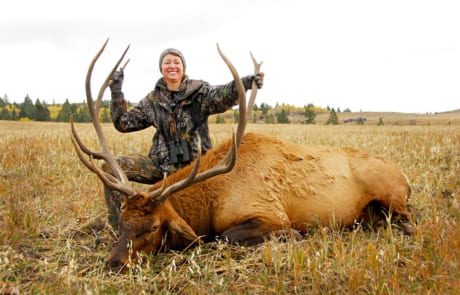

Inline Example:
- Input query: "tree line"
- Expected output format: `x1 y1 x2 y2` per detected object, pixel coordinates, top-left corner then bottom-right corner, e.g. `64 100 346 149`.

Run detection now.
0 94 351 125
0 95 114 123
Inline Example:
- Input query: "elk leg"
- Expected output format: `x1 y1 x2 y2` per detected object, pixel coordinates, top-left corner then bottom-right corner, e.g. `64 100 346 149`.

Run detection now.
361 200 415 235
221 218 287 246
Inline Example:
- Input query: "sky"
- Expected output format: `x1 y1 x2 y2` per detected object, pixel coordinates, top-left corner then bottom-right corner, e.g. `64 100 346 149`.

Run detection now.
1 0 459 113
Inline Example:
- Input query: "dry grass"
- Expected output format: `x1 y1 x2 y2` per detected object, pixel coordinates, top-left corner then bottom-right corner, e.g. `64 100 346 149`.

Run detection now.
1 120 459 294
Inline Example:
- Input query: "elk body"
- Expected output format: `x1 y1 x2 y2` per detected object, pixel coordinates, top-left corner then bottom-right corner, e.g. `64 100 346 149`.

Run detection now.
71 40 414 270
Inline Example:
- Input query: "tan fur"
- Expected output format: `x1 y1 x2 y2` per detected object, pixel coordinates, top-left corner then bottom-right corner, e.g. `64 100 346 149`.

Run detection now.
107 132 413 269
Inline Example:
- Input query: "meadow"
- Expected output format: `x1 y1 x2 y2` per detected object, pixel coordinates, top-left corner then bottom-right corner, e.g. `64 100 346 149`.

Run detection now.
1 120 459 294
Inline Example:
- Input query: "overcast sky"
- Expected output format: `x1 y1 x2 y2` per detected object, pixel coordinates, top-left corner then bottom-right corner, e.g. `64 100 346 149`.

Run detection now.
1 0 459 113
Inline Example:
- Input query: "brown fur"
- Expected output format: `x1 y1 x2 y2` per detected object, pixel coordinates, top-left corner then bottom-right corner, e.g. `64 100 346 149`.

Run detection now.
107 132 414 269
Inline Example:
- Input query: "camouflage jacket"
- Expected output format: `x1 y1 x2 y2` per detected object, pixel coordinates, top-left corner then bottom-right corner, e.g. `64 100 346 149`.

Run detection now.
110 75 252 174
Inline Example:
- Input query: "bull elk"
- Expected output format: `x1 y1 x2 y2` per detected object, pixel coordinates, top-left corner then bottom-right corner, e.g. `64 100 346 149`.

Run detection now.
71 40 415 270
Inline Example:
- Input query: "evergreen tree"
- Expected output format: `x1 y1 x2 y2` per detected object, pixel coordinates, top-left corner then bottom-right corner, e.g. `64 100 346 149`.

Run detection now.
215 114 225 124
19 95 36 120
304 103 316 124
260 103 271 115
56 99 75 122
276 109 290 124
34 99 51 121
326 108 339 125
11 108 18 120
75 104 91 122
0 108 11 120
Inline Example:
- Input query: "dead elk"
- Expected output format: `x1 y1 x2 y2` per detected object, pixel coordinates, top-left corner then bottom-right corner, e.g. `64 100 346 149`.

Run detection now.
70 40 415 271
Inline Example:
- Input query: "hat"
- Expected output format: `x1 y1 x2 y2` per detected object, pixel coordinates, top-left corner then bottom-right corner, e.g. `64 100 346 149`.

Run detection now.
159 48 186 71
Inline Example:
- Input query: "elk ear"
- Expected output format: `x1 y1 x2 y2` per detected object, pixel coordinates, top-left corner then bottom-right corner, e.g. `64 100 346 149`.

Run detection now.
168 218 200 242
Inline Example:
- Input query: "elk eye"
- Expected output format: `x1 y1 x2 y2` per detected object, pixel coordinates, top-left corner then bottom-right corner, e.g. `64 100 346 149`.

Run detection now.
151 225 159 232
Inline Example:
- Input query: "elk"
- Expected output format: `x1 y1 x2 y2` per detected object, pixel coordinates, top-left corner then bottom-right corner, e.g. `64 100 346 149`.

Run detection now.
71 40 415 270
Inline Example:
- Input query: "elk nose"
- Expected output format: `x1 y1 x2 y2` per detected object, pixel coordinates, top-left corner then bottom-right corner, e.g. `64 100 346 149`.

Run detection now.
106 258 123 270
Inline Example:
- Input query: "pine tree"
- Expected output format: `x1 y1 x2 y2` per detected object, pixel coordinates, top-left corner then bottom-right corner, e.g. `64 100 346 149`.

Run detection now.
260 103 271 115
34 99 51 121
304 103 316 124
11 108 18 120
326 108 339 125
276 109 290 124
19 95 36 120
0 108 11 120
56 99 75 122
215 115 225 124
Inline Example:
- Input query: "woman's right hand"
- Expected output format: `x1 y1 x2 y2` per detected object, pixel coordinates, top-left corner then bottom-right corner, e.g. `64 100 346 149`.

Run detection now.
110 68 124 92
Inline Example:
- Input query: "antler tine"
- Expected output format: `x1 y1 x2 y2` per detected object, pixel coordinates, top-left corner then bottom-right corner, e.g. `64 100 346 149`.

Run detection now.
187 132 237 183
247 52 263 118
86 39 130 154
70 120 136 196
148 45 245 202
70 115 105 160
95 53 130 114
89 40 130 184
71 39 137 197
151 150 203 203
216 44 247 148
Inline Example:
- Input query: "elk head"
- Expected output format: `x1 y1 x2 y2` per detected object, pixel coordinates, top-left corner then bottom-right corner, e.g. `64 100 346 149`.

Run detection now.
70 39 261 270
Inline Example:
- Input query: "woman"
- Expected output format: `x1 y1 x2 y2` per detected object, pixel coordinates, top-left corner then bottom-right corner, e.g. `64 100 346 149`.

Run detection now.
103 48 264 229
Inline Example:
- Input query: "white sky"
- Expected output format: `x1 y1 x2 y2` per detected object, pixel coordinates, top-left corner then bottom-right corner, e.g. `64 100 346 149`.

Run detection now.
1 0 459 113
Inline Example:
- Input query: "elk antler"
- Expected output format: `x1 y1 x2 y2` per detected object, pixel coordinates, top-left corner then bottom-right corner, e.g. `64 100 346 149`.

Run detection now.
70 39 137 197
247 52 263 120
149 44 260 203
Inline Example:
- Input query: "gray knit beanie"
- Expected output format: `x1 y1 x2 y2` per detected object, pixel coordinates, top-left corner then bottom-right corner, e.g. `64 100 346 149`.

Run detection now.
159 48 186 71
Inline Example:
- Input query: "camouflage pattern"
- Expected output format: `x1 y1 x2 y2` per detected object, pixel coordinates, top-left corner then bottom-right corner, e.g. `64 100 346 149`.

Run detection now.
104 187 122 230
198 118 212 153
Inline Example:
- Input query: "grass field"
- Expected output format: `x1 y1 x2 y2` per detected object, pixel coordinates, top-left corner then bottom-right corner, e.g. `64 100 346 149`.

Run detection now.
1 120 459 294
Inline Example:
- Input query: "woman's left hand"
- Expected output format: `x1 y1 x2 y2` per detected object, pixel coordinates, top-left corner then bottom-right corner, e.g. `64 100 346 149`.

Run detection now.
254 72 264 89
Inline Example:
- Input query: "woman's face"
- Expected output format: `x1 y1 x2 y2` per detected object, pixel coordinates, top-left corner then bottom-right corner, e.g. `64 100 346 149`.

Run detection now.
161 53 184 85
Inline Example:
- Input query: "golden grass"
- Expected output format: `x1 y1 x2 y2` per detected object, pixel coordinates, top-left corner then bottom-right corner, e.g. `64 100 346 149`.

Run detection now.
1 121 459 294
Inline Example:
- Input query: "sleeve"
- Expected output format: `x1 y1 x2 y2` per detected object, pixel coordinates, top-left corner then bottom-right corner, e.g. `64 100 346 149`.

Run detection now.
201 78 250 115
110 94 153 132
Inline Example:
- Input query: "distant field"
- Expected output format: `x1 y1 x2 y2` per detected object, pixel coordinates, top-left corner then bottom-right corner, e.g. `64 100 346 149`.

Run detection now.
1 121 459 294
209 109 460 126
318 110 460 126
